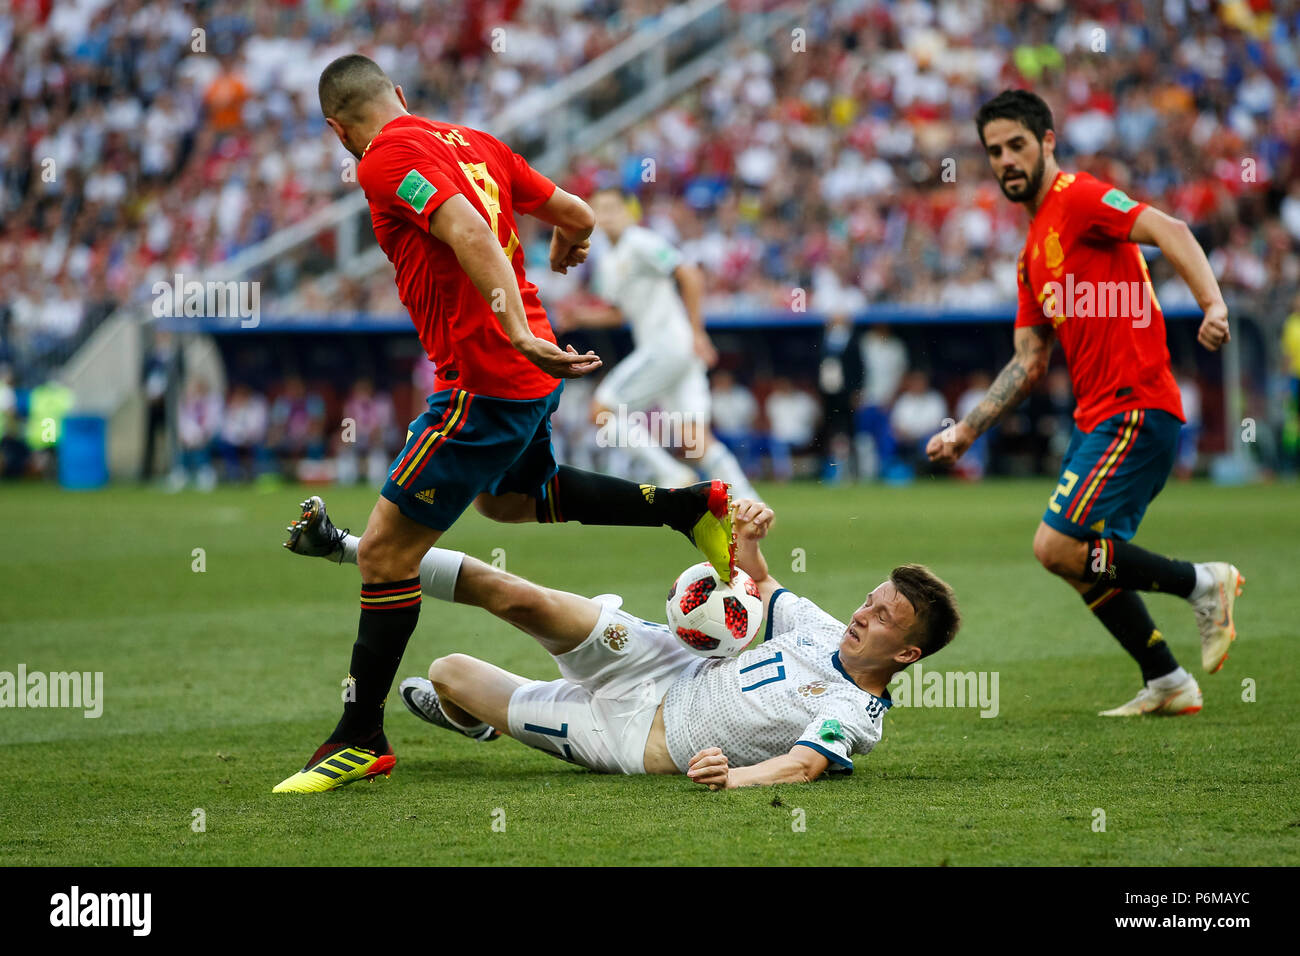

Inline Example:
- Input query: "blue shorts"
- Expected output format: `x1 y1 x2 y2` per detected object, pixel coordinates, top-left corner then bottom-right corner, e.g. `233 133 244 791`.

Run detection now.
381 383 563 531
1043 408 1181 542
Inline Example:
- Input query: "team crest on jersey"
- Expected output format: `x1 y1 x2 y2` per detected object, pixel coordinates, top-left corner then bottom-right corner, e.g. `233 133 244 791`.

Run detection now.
601 623 629 652
1044 229 1064 273
798 681 829 697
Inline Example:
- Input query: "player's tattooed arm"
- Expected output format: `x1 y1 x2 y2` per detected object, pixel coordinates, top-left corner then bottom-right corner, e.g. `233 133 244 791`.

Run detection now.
965 323 1054 435
927 323 1053 464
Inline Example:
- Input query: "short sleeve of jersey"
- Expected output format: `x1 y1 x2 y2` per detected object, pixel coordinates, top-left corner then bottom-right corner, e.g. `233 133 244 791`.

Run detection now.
1013 247 1046 328
763 589 844 645
795 694 881 774
506 147 557 215
629 227 683 277
1068 175 1148 242
359 141 461 233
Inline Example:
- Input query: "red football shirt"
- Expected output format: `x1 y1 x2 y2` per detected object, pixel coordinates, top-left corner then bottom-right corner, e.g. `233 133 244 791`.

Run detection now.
358 114 560 400
1015 170 1184 432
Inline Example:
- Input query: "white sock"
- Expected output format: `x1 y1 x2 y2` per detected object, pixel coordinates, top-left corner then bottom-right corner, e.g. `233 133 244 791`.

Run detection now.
1188 563 1215 602
699 442 757 499
1149 666 1191 691
337 534 464 602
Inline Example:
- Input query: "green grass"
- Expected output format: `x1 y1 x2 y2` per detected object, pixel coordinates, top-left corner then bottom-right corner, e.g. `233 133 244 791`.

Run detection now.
1 478 1297 866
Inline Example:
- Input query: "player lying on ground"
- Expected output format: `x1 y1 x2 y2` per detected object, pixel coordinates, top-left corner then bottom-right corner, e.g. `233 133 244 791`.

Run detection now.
390 499 960 787
926 89 1243 717
273 54 737 794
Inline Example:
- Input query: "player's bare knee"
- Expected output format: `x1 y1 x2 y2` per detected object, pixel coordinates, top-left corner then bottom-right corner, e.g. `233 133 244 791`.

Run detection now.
474 493 532 523
1033 526 1082 578
429 653 473 691
355 532 387 578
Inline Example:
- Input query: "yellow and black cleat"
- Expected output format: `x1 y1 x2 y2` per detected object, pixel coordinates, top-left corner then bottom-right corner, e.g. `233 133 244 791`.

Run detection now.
272 743 395 794
687 480 736 585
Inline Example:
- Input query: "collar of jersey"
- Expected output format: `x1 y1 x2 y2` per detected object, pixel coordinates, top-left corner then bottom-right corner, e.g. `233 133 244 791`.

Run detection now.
1030 169 1068 222
362 114 421 157
830 652 893 709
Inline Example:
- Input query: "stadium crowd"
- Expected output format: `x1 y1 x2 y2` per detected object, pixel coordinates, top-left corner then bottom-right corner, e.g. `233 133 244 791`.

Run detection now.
2 0 1299 482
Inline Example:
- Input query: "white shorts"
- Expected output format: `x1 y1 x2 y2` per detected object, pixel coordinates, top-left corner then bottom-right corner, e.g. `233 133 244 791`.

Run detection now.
507 604 698 774
594 348 711 423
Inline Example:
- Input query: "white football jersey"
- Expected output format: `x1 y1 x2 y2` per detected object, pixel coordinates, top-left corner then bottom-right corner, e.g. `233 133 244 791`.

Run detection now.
591 224 693 354
663 590 891 774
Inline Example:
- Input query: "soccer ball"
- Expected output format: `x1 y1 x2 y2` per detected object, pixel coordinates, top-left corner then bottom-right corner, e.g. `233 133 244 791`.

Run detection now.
666 562 763 658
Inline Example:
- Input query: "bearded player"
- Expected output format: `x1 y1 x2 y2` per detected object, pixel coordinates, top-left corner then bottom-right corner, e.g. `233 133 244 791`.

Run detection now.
928 90 1243 718
273 55 736 794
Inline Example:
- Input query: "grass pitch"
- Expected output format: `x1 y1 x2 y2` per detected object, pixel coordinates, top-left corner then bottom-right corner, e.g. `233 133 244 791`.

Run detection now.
2 478 1297 866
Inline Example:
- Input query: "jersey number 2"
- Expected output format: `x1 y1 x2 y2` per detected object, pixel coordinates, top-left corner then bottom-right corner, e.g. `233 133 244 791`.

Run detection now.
1048 469 1079 514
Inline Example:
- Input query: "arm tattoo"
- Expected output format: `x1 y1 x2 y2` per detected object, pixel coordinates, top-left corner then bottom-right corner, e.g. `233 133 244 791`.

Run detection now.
963 325 1053 437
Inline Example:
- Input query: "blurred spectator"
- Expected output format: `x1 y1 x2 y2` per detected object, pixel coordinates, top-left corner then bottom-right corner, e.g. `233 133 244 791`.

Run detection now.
1176 365 1203 479
267 376 327 473
709 369 758 477
0 364 25 478
140 330 183 481
855 325 907 478
337 378 397 486
954 371 993 481
203 54 251 135
763 377 820 482
889 371 948 477
172 379 222 492
1282 300 1300 476
816 313 862 483
411 356 440 419
1037 366 1077 471
216 384 269 481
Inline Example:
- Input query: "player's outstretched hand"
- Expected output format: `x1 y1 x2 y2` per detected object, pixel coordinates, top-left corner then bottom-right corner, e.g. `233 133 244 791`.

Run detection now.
733 499 774 541
550 229 590 274
1197 302 1230 351
518 338 602 379
687 747 732 791
926 419 975 465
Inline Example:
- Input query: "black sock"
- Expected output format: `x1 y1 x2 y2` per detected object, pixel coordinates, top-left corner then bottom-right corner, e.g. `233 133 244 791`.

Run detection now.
1081 583 1179 682
326 578 422 748
1085 538 1196 597
535 466 705 535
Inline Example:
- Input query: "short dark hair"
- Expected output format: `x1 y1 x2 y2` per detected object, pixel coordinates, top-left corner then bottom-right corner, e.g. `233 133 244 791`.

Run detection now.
975 89 1055 147
319 54 393 122
890 564 960 658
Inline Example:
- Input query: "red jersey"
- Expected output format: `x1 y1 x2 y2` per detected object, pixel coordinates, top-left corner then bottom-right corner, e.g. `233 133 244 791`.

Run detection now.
1015 170 1184 432
358 114 560 400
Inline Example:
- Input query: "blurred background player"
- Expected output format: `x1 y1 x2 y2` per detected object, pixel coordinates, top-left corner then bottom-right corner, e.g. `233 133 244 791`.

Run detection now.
927 90 1244 718
559 188 757 499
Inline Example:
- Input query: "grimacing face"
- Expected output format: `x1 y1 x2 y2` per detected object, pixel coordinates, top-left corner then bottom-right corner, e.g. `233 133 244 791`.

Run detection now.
982 117 1050 203
838 579 921 671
